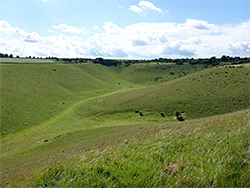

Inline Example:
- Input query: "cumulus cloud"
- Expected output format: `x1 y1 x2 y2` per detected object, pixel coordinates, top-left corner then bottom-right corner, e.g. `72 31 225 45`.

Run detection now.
162 43 195 56
185 19 211 30
52 23 84 34
0 20 42 44
22 32 41 43
1 19 250 58
132 39 148 46
130 1 164 14
229 42 250 56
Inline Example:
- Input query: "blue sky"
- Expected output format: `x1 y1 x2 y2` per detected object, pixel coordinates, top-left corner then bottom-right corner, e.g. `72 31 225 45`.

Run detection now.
0 0 249 58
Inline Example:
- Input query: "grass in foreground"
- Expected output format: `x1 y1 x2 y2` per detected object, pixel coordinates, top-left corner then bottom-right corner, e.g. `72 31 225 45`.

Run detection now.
2 110 248 187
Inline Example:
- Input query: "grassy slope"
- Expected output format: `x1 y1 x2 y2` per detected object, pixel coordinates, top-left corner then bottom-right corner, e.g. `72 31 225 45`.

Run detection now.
0 57 55 64
110 63 209 86
2 110 250 187
1 60 249 187
0 63 128 136
77 66 249 120
0 62 212 137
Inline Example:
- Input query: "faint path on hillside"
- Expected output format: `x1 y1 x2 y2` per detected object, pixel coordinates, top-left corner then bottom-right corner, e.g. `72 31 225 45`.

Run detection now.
40 89 127 127
0 88 134 156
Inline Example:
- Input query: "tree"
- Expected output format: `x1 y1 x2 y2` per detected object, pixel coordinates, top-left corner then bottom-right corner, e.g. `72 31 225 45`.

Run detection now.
221 55 228 62
9 54 13 58
208 56 219 66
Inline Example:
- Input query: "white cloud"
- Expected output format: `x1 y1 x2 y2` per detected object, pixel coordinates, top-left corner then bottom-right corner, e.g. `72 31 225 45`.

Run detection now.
22 32 41 43
229 42 250 56
185 19 211 30
132 39 148 46
130 1 164 15
162 43 195 56
52 23 84 34
0 20 42 43
1 19 250 59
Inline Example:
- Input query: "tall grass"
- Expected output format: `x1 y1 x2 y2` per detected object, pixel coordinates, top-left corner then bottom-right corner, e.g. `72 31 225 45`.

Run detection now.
29 110 250 187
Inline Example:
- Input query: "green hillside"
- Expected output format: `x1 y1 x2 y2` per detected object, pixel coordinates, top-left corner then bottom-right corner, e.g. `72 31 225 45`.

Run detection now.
0 61 213 137
2 110 250 187
0 58 249 187
0 63 123 136
76 66 249 120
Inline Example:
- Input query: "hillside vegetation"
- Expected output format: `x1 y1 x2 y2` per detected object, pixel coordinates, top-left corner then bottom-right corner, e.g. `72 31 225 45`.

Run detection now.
2 110 250 187
0 58 249 187
76 66 249 120
0 62 214 137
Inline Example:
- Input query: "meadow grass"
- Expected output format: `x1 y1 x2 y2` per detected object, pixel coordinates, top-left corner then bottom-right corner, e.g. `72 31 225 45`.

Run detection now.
0 57 55 64
2 110 248 187
0 60 249 187
76 66 249 120
0 62 216 137
0 63 126 136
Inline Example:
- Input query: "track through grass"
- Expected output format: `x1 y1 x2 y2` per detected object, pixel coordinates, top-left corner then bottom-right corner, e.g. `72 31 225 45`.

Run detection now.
1 60 249 187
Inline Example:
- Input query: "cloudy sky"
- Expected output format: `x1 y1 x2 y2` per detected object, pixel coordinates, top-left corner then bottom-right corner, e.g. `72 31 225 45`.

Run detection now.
0 0 249 59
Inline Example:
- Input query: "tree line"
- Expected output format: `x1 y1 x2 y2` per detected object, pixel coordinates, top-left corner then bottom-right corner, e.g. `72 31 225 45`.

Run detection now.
1 53 249 66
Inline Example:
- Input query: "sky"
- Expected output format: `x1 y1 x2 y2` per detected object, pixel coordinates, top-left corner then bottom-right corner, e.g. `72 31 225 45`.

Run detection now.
0 0 249 59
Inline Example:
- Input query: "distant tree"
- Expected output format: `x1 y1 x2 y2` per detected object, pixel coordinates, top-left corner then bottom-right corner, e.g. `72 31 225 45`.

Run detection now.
170 72 174 75
93 57 104 64
9 54 13 58
208 56 219 66
4 54 8 58
16 55 19 58
174 59 183 65
221 55 228 62
125 62 130 67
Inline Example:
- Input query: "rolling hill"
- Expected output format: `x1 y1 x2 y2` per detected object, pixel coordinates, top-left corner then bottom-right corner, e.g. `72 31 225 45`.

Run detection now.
0 58 249 187
76 66 249 120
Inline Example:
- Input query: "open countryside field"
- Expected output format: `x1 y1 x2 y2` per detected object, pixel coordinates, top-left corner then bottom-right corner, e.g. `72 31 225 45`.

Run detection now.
0 57 250 187
0 57 55 64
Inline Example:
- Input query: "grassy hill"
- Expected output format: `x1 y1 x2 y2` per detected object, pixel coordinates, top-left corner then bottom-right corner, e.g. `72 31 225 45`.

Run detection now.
1 110 250 187
0 61 215 137
76 66 249 120
0 58 249 187
0 63 124 136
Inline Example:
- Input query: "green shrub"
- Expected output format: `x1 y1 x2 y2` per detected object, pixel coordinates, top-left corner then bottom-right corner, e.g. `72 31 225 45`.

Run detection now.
160 112 165 117
174 110 180 117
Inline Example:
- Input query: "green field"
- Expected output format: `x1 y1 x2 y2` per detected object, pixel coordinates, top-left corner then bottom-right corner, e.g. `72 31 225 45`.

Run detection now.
0 57 55 64
0 58 249 187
